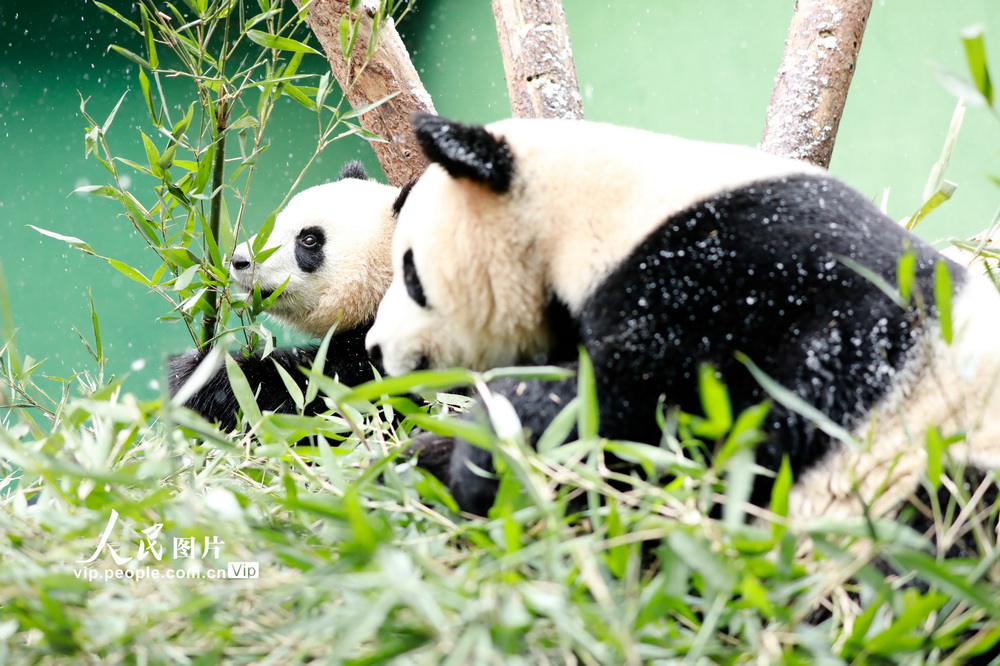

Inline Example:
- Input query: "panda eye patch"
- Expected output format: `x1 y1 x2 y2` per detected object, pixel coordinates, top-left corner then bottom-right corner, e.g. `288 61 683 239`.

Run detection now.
297 227 324 249
402 249 428 308
295 226 326 274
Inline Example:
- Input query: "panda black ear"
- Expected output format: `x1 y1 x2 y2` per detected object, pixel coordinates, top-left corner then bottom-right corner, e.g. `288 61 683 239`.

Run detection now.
412 113 513 194
338 161 369 181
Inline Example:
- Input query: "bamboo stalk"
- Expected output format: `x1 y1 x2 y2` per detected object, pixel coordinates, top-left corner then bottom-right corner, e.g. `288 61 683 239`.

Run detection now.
491 0 583 119
760 0 873 167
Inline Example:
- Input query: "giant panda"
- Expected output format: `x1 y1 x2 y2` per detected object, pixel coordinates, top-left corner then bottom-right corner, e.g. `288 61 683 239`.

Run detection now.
169 161 408 430
366 114 1000 526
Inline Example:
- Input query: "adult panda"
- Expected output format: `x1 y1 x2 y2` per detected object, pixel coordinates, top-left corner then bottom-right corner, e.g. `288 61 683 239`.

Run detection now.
367 114 1000 524
169 162 409 430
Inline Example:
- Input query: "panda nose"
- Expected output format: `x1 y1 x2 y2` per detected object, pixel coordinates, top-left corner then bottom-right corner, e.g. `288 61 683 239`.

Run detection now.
368 343 383 370
230 254 251 271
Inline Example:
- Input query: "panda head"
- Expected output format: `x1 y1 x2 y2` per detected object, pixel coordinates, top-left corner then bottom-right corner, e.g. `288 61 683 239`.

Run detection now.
366 114 819 375
230 162 403 338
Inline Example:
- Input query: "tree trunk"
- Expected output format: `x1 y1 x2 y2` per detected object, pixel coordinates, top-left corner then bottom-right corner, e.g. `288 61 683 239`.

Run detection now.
292 0 435 186
492 0 584 120
760 0 873 168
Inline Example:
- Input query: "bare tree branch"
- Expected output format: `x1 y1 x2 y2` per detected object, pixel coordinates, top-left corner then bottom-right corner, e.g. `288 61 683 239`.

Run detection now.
492 0 583 120
293 0 435 186
760 0 873 168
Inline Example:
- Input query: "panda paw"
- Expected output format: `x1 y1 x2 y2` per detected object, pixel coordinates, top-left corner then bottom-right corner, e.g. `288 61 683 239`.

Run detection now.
404 433 457 487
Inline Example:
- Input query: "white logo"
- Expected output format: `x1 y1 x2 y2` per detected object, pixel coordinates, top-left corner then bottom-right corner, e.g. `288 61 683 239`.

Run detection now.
73 510 252 583
77 509 226 564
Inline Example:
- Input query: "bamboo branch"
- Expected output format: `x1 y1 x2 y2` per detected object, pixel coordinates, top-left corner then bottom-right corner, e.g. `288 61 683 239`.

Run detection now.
492 0 583 120
292 0 435 186
760 0 873 167
202 94 229 348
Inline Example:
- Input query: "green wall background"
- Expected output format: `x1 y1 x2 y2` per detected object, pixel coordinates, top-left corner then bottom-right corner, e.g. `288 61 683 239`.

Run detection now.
0 1 996 403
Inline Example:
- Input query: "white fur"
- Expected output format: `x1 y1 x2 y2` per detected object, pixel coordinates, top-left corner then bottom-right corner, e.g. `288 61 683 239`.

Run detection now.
232 177 398 337
368 118 823 375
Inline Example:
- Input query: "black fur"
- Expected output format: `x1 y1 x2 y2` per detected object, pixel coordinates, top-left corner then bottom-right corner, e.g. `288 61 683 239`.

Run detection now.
413 371 581 516
402 249 427 308
414 174 965 514
544 295 582 364
338 161 369 181
168 325 377 431
581 174 961 506
412 113 514 193
295 226 326 274
393 179 416 218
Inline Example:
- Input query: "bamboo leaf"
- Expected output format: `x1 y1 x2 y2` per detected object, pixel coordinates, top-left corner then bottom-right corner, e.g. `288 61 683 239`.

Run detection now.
102 90 130 133
304 325 336 405
282 49 305 80
905 180 957 231
246 29 321 54
282 83 318 111
922 101 964 201
406 414 495 451
668 529 736 593
535 396 579 453
769 456 793 541
891 550 1000 614
70 184 118 199
835 253 907 310
273 361 305 413
87 289 103 365
689 364 731 440
159 143 178 171
225 354 263 426
106 259 151 287
316 72 332 109
251 211 278 255
137 68 157 124
925 426 946 492
933 260 953 344
339 16 351 57
94 2 141 32
935 64 990 107
108 45 150 70
171 102 195 142
140 131 163 178
228 115 259 131
115 157 154 177
481 365 575 383
896 251 917 303
576 348 599 440
345 369 476 403
738 353 862 448
139 4 159 70
164 338 221 407
961 25 993 106
244 7 282 31
193 144 215 195
28 225 95 254
172 264 201 292
341 91 401 120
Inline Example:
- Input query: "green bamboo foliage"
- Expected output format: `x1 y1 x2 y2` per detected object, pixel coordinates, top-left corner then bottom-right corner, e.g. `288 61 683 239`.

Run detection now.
46 0 403 355
0 14 998 664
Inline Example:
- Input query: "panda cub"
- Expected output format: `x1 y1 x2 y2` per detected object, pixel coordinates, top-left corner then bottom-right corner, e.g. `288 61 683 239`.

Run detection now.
367 114 1000 521
169 162 407 430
